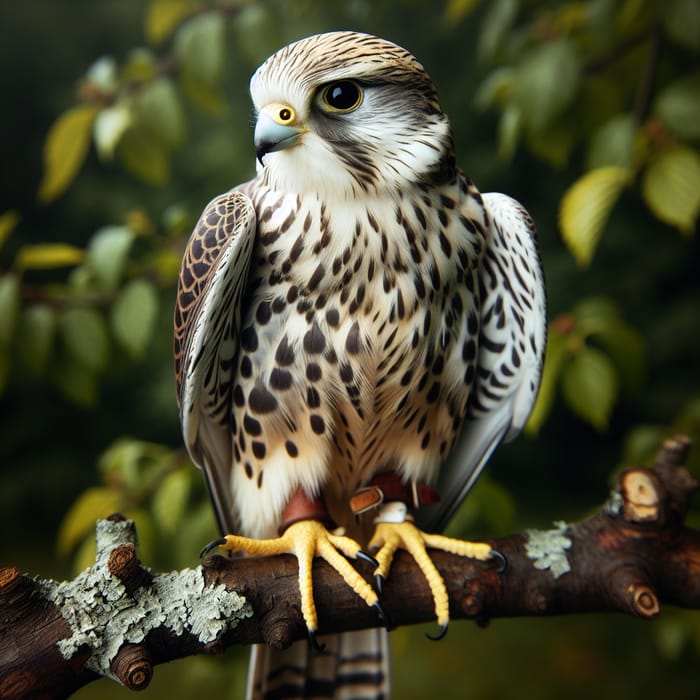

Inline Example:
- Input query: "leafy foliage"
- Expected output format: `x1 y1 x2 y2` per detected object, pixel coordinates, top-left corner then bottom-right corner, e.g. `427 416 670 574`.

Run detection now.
474 0 700 263
1 1 699 697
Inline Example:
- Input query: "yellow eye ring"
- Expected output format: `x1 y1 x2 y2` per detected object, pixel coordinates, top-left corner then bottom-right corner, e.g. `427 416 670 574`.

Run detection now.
277 106 295 124
320 81 363 113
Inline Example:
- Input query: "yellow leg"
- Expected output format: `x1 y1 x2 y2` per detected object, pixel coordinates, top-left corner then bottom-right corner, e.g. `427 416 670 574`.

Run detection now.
202 520 380 635
368 502 501 637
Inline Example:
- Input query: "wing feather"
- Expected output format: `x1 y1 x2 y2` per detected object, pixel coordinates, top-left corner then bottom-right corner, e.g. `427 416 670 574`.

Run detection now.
173 191 257 534
418 193 546 532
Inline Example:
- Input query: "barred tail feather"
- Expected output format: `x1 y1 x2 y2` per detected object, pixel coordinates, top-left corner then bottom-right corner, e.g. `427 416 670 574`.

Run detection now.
247 630 390 699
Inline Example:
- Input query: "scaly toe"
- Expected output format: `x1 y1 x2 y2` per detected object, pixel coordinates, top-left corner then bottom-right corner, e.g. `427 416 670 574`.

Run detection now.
200 537 227 558
425 623 449 642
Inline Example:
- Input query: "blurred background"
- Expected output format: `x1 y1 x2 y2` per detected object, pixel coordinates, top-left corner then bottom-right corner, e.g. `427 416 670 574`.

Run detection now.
1 1 699 698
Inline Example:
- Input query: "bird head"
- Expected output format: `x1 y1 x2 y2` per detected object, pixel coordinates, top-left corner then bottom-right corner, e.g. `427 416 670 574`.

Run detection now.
250 31 455 198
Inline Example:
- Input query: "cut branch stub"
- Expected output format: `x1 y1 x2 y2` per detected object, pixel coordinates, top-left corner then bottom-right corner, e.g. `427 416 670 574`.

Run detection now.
620 468 664 524
110 644 153 691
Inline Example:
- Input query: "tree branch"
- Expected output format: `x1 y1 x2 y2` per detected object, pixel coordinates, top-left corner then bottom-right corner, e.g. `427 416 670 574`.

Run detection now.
1 436 698 698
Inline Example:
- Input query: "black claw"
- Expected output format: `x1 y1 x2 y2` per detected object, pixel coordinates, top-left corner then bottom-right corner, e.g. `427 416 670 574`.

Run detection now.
373 600 392 631
425 623 449 642
491 549 508 574
375 573 384 596
308 628 326 652
356 550 378 568
200 538 227 559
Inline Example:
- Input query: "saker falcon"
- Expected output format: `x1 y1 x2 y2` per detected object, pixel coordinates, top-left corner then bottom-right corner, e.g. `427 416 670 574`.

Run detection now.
174 30 546 699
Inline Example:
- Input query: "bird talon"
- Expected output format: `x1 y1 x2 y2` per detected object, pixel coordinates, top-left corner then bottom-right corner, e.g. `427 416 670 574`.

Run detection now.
425 623 448 642
356 550 378 568
200 537 227 559
374 572 384 596
308 628 326 652
373 600 392 631
491 549 507 573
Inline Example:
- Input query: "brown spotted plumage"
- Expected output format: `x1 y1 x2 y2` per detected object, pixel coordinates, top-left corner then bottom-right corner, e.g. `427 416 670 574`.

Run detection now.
174 31 545 700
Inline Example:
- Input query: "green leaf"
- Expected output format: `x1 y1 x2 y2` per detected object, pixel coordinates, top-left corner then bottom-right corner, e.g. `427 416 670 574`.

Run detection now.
111 279 159 359
93 102 132 161
179 71 227 116
654 74 700 143
663 0 700 52
474 67 514 110
574 297 646 393
15 243 85 270
0 210 21 252
99 438 171 491
642 145 700 234
0 275 20 346
586 114 638 169
477 0 519 63
525 327 568 436
87 225 135 291
52 353 99 406
175 12 226 87
133 78 186 149
38 104 98 203
572 296 622 331
497 104 522 160
562 345 618 430
559 166 630 266
513 39 582 132
59 307 109 372
152 468 191 535
57 486 122 556
526 120 576 169
117 127 170 185
444 0 480 23
16 305 56 378
146 0 197 45
121 48 158 84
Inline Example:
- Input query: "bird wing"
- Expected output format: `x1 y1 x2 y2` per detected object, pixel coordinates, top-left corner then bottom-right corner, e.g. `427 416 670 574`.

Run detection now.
418 192 546 533
173 190 257 535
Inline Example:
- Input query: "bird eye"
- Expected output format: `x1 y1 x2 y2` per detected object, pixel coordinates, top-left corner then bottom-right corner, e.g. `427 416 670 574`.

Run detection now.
320 81 363 113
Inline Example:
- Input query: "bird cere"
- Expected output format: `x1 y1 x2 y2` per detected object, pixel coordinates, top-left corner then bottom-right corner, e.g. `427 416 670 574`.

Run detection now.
174 31 545 698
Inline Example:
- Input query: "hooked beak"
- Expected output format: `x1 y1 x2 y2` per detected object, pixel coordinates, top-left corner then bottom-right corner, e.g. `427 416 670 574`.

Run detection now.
254 103 304 165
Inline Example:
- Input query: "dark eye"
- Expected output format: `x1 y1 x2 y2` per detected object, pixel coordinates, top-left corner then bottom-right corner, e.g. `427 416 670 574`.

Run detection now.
320 81 363 113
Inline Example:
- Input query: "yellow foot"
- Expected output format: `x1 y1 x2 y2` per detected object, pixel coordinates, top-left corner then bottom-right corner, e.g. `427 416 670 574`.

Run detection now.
201 519 384 642
368 502 502 639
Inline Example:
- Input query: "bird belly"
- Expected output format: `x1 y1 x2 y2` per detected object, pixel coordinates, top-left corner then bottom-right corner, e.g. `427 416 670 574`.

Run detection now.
229 188 480 537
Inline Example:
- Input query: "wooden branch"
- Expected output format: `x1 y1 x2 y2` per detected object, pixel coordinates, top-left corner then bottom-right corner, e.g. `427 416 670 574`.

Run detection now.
1 436 698 698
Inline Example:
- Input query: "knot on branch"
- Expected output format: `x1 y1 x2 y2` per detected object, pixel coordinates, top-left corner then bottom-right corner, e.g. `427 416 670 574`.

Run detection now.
0 567 22 597
111 644 153 691
620 469 665 524
108 544 152 594
617 436 698 526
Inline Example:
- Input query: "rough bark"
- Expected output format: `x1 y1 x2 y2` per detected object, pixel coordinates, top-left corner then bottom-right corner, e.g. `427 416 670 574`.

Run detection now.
1 436 698 698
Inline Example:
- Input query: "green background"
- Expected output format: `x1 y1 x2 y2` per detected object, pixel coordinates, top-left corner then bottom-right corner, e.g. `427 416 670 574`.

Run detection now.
1 1 699 698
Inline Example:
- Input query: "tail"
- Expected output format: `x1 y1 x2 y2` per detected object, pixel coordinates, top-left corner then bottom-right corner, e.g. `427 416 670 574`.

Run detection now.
247 629 390 699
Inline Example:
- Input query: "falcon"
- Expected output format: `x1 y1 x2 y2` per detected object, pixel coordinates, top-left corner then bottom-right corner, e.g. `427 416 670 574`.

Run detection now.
174 31 546 699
